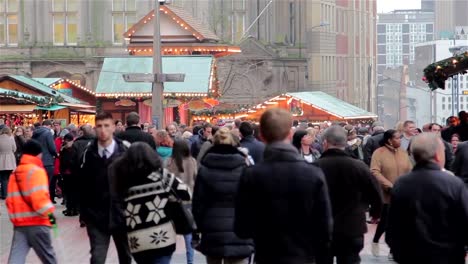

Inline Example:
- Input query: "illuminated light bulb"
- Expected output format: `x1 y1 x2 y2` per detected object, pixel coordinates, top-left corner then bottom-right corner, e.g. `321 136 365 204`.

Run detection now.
453 59 458 64
185 27 188 30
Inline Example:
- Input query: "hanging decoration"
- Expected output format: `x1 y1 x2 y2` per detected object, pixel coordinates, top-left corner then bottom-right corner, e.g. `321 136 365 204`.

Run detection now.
0 91 64 106
423 51 468 90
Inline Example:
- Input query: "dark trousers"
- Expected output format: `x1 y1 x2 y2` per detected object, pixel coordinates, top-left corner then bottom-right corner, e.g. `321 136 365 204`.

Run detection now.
63 174 78 211
44 165 55 201
0 170 12 199
325 236 364 264
86 223 132 264
8 226 57 264
373 204 389 243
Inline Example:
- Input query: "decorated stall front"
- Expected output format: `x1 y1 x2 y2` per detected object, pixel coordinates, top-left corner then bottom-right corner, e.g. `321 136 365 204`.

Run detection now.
243 92 377 123
0 75 95 126
95 56 218 126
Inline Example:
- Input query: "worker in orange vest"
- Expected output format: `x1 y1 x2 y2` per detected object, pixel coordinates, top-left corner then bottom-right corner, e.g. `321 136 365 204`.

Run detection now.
6 139 57 264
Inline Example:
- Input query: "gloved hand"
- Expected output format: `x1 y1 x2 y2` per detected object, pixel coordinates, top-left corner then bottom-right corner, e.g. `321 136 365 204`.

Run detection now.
48 213 57 226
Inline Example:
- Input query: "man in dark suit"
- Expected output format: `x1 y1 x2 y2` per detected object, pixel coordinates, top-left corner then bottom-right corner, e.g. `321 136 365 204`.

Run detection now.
116 112 156 149
235 108 333 264
314 125 383 264
363 123 385 166
386 133 468 264
79 112 132 264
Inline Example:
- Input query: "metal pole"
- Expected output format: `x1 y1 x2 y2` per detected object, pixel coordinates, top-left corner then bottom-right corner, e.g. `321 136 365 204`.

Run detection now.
152 0 164 129
240 0 273 40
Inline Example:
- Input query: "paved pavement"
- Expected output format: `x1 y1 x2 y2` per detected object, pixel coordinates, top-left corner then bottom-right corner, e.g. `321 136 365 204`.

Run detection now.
0 200 396 264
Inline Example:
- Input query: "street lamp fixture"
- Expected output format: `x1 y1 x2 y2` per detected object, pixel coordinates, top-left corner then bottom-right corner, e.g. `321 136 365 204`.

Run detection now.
311 21 330 29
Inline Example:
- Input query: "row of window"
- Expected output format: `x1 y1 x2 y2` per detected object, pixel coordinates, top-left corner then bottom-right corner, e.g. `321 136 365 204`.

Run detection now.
379 23 433 34
441 104 468 111
0 0 136 46
446 82 466 89
442 96 467 103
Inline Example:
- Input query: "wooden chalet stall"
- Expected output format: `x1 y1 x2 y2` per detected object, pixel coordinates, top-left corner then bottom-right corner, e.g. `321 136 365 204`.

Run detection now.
95 56 217 126
33 78 97 125
123 4 241 57
244 92 377 124
0 75 95 126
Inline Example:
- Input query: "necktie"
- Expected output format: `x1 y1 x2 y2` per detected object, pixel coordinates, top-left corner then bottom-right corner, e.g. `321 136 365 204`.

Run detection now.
102 149 107 160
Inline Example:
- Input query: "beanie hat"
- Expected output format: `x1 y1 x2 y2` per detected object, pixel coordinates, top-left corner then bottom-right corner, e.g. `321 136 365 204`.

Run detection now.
23 139 43 156
63 133 74 142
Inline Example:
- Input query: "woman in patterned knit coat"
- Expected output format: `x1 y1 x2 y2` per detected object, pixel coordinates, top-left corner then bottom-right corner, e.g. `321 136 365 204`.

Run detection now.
111 142 191 264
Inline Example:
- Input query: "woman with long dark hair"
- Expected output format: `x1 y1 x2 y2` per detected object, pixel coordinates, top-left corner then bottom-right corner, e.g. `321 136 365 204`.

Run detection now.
292 129 321 163
111 142 191 264
167 139 197 264
192 127 254 264
13 126 26 164
370 129 412 258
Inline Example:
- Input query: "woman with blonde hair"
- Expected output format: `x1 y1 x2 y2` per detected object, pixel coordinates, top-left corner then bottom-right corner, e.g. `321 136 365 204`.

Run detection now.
193 127 254 264
0 126 16 199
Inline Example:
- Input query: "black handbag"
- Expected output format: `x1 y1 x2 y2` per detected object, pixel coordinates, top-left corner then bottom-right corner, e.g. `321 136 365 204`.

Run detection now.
166 184 197 235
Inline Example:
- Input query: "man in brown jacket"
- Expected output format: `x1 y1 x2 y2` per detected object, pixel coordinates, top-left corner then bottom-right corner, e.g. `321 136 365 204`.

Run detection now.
370 129 413 258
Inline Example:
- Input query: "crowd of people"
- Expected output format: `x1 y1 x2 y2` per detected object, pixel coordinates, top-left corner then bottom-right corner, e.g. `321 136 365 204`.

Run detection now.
1 109 468 264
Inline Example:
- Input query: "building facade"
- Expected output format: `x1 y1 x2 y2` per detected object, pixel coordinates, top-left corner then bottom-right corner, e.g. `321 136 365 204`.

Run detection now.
377 10 434 79
434 0 468 40
170 0 377 111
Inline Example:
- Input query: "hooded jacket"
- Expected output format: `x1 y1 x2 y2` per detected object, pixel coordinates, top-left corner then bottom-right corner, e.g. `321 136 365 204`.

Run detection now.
32 127 57 167
193 144 254 258
235 142 332 264
7 154 55 226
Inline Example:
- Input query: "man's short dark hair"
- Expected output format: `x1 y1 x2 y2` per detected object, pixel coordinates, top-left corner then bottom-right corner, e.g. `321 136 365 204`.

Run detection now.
53 120 61 125
42 120 52 126
429 123 442 130
203 122 212 131
126 112 140 126
403 120 415 128
260 108 292 143
323 125 347 148
239 122 254 138
292 120 299 127
95 112 113 122
115 120 123 125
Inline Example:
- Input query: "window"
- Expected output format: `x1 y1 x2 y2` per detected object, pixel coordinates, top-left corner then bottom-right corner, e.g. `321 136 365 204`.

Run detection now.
112 0 136 45
461 97 464 102
449 104 451 110
442 104 445 110
0 0 18 46
52 0 78 45
442 97 446 102
461 104 464 110
449 97 451 102
461 83 464 88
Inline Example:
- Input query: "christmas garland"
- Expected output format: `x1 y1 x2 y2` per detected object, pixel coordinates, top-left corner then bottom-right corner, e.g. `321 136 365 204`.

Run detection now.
423 51 468 90
192 106 250 116
0 90 65 106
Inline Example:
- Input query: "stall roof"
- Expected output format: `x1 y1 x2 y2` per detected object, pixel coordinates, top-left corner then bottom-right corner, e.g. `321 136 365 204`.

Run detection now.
96 56 213 97
4 75 86 105
286 92 377 119
34 78 62 86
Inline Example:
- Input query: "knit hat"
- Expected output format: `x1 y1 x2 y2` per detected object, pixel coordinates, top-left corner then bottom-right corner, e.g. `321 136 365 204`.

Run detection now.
63 133 74 142
23 139 43 156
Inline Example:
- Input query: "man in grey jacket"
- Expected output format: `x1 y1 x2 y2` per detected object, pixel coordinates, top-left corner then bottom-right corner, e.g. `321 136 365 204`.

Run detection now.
32 120 57 201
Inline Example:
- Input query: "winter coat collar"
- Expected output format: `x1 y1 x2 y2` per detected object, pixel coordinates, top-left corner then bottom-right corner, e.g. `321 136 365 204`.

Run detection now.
125 126 142 131
241 135 256 142
20 154 44 167
412 161 441 172
320 148 349 158
202 144 247 169
263 142 302 162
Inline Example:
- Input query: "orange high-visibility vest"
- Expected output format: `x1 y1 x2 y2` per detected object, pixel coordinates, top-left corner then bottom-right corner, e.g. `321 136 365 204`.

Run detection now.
6 154 55 227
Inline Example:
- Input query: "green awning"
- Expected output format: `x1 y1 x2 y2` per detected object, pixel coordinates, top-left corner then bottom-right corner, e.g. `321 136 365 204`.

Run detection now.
35 105 67 111
96 56 213 95
286 92 377 119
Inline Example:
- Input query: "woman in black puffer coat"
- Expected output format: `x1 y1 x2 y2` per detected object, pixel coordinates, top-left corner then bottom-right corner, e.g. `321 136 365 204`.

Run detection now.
192 127 254 264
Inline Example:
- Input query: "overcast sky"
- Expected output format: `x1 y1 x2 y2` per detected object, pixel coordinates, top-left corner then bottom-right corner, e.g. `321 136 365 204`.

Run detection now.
377 0 421 13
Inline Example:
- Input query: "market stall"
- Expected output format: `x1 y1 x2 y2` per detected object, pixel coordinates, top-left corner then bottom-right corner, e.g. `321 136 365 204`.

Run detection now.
95 56 219 126
0 75 95 126
242 91 377 124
